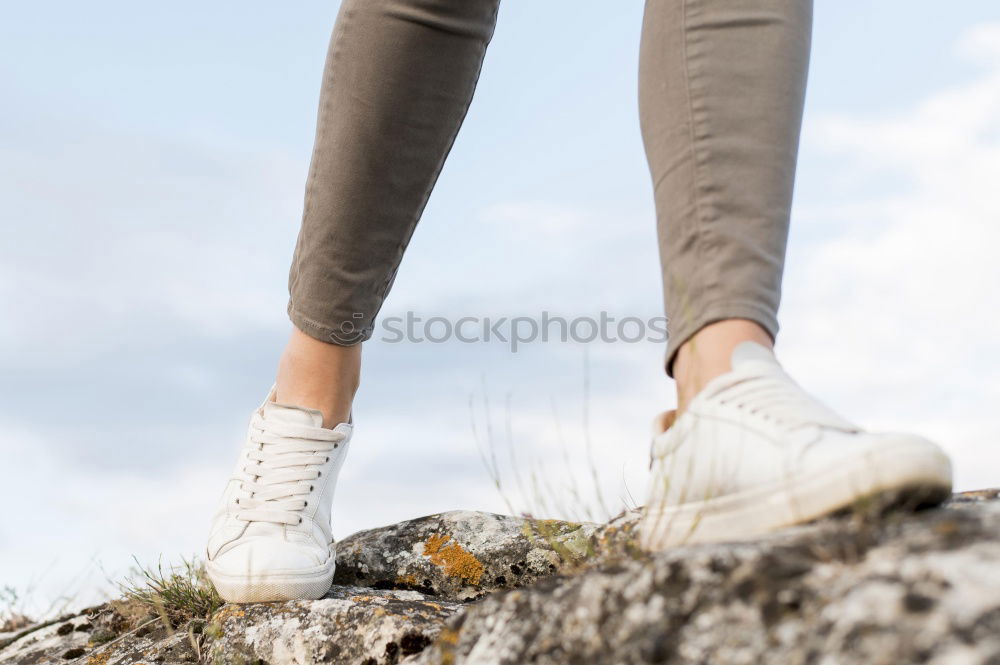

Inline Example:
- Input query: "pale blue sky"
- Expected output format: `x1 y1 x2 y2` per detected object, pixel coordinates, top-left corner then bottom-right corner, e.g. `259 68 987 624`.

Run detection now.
3 2 999 614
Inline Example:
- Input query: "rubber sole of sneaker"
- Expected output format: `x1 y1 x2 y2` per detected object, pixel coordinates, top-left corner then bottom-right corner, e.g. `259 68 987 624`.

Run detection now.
638 437 953 551
206 560 335 603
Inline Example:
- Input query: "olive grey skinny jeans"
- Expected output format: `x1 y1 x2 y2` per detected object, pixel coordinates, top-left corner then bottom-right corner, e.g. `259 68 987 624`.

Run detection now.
287 0 812 375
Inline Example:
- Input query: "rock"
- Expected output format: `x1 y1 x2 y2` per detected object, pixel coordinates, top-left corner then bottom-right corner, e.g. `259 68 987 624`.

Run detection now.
0 615 92 665
0 602 199 665
85 629 197 665
206 586 461 665
4 493 1000 665
413 497 1000 665
333 510 601 601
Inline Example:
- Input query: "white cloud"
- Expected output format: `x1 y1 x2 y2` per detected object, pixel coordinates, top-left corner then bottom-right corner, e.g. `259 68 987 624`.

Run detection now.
956 21 1000 64
782 22 1000 491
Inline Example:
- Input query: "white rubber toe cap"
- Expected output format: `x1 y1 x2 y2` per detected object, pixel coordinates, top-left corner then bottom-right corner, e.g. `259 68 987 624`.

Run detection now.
212 537 329 576
207 539 336 603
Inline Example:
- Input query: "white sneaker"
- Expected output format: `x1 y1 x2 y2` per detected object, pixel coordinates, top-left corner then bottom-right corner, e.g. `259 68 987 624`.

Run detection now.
639 342 952 551
205 390 352 602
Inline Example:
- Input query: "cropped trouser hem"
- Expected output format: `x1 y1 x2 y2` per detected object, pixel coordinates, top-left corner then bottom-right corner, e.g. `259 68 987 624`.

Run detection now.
665 299 779 377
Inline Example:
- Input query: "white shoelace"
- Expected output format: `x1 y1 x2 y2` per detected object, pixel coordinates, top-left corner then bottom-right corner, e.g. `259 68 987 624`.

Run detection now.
234 412 346 526
712 369 857 432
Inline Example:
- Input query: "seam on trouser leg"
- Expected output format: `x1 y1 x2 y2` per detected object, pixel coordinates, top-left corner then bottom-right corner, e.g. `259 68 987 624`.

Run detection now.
678 0 720 317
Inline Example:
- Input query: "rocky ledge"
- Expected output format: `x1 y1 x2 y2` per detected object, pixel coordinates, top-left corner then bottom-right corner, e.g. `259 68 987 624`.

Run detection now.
4 491 1000 665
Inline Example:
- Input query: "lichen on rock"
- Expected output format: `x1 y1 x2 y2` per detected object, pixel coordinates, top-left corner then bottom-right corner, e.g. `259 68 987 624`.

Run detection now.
421 534 486 585
332 510 601 601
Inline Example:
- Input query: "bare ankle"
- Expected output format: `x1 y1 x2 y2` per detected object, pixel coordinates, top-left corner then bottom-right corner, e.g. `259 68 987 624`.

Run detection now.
275 327 362 427
673 319 773 414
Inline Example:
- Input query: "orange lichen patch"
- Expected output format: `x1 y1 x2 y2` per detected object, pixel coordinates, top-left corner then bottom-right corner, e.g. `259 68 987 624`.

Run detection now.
212 606 246 622
396 573 419 587
85 653 111 665
421 601 443 611
348 597 389 617
422 534 484 585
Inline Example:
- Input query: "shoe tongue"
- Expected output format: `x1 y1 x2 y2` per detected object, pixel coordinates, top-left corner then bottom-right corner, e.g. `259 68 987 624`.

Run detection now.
262 400 324 428
730 341 779 369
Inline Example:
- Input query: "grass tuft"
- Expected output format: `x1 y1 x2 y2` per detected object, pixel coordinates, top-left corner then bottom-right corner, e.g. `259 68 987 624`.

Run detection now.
117 556 222 629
